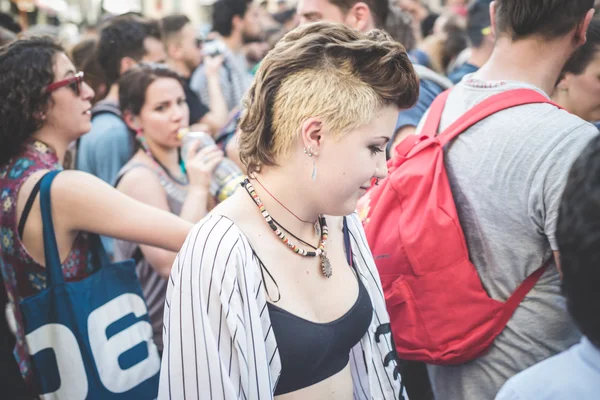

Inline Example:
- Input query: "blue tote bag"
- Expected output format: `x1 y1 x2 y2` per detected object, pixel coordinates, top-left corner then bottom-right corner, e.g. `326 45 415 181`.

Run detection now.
19 171 160 399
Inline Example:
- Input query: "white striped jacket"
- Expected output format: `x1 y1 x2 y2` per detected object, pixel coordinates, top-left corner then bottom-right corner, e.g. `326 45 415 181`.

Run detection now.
158 213 406 399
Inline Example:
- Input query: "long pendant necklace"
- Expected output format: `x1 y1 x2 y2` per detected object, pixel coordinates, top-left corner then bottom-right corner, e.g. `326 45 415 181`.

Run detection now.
242 178 332 278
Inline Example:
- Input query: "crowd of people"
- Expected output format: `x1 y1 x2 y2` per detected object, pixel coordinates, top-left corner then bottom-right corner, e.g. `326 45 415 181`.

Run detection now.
1 0 600 399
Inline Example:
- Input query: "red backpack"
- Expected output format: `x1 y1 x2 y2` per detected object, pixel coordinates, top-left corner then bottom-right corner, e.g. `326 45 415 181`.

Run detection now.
359 88 556 365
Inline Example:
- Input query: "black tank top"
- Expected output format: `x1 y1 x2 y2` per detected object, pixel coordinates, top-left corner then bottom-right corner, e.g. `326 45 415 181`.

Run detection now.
267 276 373 395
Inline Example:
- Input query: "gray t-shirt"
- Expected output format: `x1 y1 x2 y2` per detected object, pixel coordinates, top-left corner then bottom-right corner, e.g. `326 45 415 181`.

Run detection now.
422 79 598 399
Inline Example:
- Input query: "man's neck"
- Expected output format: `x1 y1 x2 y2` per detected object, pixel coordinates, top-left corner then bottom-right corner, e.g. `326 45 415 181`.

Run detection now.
167 59 191 79
468 46 492 69
475 36 575 95
105 83 120 103
223 32 243 54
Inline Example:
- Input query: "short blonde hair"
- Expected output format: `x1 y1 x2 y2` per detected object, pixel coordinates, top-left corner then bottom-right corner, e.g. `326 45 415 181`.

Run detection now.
239 22 419 174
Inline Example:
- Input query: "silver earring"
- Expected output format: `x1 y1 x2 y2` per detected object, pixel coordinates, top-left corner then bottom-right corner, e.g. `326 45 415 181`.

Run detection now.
304 147 317 181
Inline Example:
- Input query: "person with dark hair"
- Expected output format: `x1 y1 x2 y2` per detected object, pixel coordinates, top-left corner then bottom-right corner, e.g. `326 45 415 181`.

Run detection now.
75 15 167 257
190 0 262 112
161 14 228 133
159 22 418 399
297 0 388 29
553 18 600 127
448 0 494 83
0 37 194 395
114 63 223 352
76 15 166 185
70 37 109 105
495 135 600 400
296 0 452 158
416 1 597 399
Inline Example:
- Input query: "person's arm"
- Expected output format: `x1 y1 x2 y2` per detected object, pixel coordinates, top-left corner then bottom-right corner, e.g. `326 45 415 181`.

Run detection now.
529 123 598 277
116 146 223 278
51 170 192 253
553 251 561 278
116 168 204 278
198 55 229 134
159 216 273 399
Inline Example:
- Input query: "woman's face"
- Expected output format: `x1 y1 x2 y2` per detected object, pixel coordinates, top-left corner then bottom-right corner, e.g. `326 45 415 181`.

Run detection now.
45 52 95 140
136 77 189 149
313 105 397 216
562 52 600 122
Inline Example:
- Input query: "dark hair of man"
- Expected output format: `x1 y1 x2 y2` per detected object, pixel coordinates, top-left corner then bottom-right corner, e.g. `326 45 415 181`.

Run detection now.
466 0 491 47
0 37 63 165
97 15 162 85
559 18 600 81
328 0 389 29
161 14 191 44
557 134 600 348
212 0 249 37
71 38 108 104
494 0 594 41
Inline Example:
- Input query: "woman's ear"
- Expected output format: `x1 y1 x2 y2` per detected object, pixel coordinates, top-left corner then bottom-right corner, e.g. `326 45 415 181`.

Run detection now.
123 110 141 132
300 117 325 156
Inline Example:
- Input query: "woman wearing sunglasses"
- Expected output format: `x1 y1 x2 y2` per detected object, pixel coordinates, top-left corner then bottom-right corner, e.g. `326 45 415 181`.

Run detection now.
0 37 194 392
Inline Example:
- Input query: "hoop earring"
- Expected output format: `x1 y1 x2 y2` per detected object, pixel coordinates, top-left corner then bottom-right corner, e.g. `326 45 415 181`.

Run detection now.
304 147 317 181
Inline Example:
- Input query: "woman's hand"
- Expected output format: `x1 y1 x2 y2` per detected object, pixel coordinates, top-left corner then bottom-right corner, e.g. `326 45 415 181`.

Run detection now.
185 141 224 191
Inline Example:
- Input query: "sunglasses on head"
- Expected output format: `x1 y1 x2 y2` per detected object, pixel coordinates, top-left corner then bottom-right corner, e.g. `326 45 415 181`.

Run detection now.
45 71 84 97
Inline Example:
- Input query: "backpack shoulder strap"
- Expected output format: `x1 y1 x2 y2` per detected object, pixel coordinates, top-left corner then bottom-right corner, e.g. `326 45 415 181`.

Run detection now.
420 89 452 139
437 89 557 147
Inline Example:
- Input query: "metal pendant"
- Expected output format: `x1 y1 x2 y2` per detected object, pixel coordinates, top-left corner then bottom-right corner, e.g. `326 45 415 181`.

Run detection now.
321 253 332 278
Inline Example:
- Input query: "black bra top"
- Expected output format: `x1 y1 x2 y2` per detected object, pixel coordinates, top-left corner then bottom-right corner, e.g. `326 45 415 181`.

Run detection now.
267 275 373 395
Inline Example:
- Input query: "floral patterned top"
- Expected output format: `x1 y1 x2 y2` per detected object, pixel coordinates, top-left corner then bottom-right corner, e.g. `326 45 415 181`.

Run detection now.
0 139 94 387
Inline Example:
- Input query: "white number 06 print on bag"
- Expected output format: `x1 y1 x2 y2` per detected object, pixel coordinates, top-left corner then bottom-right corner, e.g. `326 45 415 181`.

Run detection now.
25 293 161 400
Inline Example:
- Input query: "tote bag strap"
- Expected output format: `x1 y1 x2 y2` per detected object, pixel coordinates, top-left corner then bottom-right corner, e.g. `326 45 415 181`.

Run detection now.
39 170 65 287
39 171 112 285
88 233 111 268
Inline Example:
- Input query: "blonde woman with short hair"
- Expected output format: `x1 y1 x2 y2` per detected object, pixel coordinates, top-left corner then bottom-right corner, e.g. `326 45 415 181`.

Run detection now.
159 22 419 400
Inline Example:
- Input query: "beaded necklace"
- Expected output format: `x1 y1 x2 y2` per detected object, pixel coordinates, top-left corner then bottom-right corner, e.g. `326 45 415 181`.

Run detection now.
242 178 332 278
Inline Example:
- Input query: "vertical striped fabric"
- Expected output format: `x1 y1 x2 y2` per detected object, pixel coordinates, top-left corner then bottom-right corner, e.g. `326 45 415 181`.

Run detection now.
159 213 405 399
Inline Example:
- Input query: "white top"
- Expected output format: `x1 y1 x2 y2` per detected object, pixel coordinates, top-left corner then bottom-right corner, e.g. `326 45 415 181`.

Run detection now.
158 213 405 399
